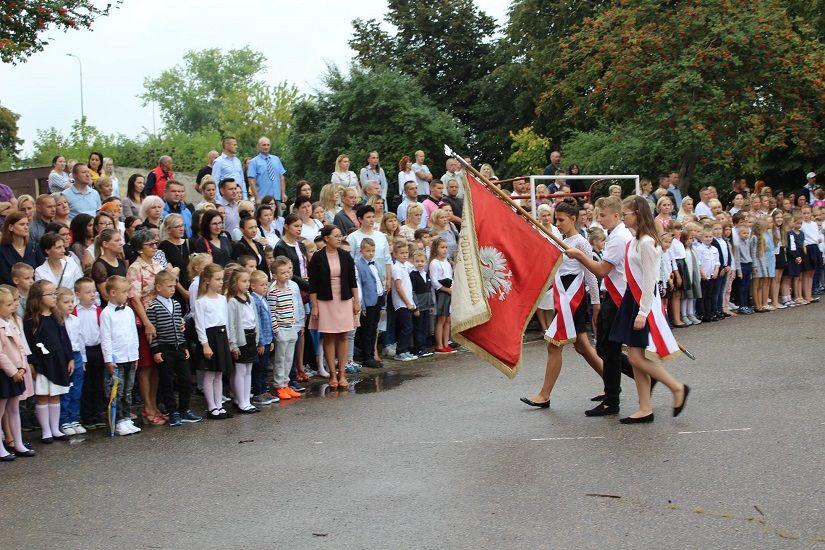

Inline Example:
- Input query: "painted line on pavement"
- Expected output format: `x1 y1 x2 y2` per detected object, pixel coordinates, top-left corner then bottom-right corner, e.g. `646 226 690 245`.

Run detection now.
530 436 606 441
677 428 752 435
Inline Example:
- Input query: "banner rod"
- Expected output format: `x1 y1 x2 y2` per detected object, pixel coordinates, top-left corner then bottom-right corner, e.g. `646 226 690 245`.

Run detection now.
444 145 569 251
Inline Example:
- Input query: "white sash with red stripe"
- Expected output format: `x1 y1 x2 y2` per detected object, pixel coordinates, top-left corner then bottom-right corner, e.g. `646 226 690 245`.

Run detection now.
545 271 585 346
624 242 681 360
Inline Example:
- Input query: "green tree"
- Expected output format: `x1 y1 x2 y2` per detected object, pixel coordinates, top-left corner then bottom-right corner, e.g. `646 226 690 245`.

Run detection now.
216 81 299 158
289 65 466 193
540 0 825 192
506 127 550 176
141 47 267 134
350 0 497 158
0 1 119 64
0 104 23 168
467 0 606 171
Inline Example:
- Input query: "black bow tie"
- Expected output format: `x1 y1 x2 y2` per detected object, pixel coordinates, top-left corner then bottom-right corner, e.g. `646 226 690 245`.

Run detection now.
368 261 375 266
115 305 125 311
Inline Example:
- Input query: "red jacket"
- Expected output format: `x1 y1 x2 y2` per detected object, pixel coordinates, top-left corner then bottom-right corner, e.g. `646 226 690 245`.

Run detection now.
147 165 174 197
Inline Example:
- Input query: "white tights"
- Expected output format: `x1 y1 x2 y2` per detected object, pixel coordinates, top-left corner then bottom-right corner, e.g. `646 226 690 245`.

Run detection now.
202 371 223 413
233 363 253 410
0 396 26 455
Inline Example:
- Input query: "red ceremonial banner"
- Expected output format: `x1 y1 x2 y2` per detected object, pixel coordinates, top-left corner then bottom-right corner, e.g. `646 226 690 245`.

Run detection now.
451 172 563 378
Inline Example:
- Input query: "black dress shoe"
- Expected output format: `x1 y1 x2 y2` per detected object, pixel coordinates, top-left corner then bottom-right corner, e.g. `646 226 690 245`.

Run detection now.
40 437 54 444
0 454 15 462
620 413 654 424
520 397 550 408
673 384 690 417
590 394 606 402
585 403 619 417
52 434 69 441
13 448 35 457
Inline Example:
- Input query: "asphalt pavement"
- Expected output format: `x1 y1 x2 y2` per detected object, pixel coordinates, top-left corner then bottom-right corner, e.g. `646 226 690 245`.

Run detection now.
1 304 824 549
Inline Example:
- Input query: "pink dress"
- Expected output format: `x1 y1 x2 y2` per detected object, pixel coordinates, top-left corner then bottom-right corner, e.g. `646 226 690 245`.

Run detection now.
316 252 355 334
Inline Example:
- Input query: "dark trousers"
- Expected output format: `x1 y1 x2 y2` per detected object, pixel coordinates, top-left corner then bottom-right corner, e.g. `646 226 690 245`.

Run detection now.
712 272 726 313
700 278 715 318
596 295 635 407
394 307 413 354
252 343 271 396
412 308 431 354
384 290 396 347
80 344 105 424
738 262 752 308
355 302 381 361
157 345 192 414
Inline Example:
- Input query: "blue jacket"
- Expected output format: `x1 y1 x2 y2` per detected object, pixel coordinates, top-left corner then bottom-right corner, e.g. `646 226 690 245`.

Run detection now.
162 200 194 238
355 257 380 308
251 292 273 346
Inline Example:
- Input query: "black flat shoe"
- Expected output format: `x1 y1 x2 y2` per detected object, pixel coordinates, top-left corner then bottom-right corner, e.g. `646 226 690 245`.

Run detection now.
40 437 54 444
590 394 606 402
673 384 690 417
585 403 619 417
13 448 35 457
52 434 69 441
620 413 654 424
207 409 223 420
0 454 15 462
520 397 550 408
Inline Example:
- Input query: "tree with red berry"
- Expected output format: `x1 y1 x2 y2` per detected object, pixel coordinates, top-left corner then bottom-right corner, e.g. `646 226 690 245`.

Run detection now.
0 1 121 64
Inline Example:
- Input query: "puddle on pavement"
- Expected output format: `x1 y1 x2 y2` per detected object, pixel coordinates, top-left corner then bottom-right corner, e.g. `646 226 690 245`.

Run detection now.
303 368 429 399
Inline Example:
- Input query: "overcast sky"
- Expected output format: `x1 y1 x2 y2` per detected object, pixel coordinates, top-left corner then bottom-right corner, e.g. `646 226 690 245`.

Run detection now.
1 0 510 155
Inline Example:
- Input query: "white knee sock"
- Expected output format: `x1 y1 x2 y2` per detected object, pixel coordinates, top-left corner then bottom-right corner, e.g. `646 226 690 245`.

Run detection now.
35 403 51 438
48 403 63 437
680 298 688 319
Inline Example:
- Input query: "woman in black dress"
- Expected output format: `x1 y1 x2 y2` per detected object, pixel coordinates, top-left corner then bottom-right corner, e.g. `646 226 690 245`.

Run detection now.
159 213 192 306
91 228 127 307
231 213 269 277
191 210 232 267
0 212 44 285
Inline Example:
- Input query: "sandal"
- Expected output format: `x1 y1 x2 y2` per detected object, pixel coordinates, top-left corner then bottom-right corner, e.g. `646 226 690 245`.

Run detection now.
337 377 348 387
329 379 339 389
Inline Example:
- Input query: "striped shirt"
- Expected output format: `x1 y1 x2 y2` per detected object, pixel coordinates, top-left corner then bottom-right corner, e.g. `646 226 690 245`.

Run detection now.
267 284 295 331
146 297 185 351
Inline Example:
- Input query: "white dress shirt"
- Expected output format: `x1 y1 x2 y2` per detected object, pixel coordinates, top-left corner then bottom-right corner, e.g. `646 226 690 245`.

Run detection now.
100 302 139 364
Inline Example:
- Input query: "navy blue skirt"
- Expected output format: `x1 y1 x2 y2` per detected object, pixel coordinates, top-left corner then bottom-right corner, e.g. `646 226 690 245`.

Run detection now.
609 288 650 349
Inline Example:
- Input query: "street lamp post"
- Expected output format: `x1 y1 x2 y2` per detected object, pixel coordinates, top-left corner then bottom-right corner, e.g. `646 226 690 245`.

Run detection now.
66 53 85 122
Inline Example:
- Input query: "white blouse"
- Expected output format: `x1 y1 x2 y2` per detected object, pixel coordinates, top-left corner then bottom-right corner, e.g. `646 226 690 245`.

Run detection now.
429 258 453 291
194 294 228 343
331 171 359 189
627 235 660 317
557 233 600 305
34 258 84 290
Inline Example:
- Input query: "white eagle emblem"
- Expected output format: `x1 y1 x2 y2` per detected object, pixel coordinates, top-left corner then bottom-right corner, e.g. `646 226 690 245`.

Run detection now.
479 246 513 301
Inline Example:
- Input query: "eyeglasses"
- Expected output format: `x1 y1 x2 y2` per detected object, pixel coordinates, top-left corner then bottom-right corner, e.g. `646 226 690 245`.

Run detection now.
210 222 224 227
621 211 635 218
43 292 58 297
172 225 184 229
144 241 159 248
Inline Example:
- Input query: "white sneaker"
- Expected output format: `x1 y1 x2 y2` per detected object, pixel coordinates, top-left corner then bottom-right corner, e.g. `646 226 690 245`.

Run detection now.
126 419 141 433
383 344 396 358
71 422 87 434
396 352 417 362
60 423 77 436
115 421 132 436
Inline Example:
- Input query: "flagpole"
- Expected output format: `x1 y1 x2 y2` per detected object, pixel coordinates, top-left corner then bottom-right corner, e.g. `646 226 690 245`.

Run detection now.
444 145 569 251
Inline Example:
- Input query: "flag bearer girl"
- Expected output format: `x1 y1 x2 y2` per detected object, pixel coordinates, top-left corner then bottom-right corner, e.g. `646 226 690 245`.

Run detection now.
608 196 689 424
521 202 603 408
